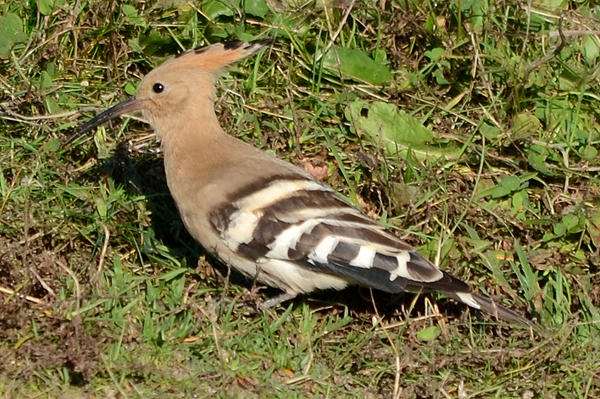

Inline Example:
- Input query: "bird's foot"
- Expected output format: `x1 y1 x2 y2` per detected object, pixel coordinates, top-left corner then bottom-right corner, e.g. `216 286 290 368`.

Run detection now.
259 292 297 310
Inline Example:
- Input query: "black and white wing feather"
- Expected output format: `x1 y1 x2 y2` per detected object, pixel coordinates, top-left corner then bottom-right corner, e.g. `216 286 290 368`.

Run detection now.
210 173 525 324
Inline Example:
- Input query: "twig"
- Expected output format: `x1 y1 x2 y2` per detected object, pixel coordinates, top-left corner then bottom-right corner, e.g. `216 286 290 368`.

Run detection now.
316 0 356 63
548 29 600 38
0 285 45 305
96 223 110 282
57 260 81 312
466 23 497 114
369 290 403 399
524 17 567 82
21 177 56 298
101 354 129 399
0 105 80 122
27 267 56 297
521 0 533 55
18 27 82 64
243 103 293 120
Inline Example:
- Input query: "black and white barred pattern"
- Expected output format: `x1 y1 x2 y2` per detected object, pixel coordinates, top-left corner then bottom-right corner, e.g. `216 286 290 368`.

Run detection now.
209 173 524 323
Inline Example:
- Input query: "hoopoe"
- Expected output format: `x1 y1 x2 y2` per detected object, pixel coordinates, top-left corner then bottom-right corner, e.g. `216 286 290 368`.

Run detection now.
77 38 528 325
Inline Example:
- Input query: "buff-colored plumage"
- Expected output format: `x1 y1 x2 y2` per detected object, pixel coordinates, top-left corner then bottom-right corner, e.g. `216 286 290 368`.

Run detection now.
77 39 529 325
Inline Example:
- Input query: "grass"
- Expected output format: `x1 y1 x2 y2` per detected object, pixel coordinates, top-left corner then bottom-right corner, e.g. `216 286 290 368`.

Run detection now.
1 0 600 397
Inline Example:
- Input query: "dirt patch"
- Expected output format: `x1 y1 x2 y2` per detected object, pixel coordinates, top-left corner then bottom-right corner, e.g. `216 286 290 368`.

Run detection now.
1 313 101 383
0 235 100 382
379 6 427 71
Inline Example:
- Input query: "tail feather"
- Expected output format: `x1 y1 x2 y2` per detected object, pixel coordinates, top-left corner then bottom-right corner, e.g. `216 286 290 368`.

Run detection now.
407 271 531 327
451 291 530 326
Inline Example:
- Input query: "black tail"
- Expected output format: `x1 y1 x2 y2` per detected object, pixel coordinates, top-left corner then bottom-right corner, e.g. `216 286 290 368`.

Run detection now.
461 291 530 326
409 271 532 327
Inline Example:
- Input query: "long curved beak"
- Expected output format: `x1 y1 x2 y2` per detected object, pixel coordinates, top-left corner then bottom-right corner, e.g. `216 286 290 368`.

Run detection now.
75 96 142 135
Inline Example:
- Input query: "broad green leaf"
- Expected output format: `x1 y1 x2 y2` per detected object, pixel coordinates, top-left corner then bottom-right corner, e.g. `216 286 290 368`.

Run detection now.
45 97 61 114
532 0 567 12
580 145 598 161
562 214 578 233
43 138 62 152
526 144 554 176
202 0 237 19
480 122 501 139
0 13 28 58
39 71 53 89
575 128 589 143
550 214 583 238
245 0 269 18
236 30 254 42
154 0 189 9
356 101 433 146
390 182 420 208
95 197 107 219
582 35 600 66
490 175 520 198
38 61 57 89
346 100 460 159
586 209 600 247
37 0 55 15
128 37 143 54
125 81 137 95
433 68 450 85
417 326 441 341
461 0 488 32
347 100 430 148
511 190 529 217
372 47 388 63
121 4 145 26
323 47 393 85
424 14 436 32
511 112 541 141
424 47 444 62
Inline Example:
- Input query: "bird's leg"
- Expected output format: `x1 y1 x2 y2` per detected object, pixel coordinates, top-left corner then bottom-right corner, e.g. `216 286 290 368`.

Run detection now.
260 292 297 309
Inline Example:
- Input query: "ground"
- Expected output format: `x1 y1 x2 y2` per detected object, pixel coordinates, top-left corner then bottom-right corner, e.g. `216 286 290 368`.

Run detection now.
0 0 599 398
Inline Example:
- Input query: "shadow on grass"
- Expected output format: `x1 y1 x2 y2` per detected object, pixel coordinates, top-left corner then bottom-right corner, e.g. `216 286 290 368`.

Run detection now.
101 140 253 286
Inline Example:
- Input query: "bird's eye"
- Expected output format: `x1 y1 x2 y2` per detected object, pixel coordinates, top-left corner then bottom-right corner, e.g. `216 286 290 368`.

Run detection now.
152 83 164 93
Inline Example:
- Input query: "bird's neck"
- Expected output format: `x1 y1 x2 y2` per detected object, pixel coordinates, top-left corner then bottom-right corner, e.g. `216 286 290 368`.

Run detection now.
158 103 236 189
156 100 223 148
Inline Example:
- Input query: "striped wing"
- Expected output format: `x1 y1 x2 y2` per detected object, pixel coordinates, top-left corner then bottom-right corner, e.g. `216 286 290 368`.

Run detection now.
209 173 529 325
209 174 449 293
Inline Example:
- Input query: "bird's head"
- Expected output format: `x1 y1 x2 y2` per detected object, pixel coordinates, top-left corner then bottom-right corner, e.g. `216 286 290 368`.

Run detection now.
75 38 273 138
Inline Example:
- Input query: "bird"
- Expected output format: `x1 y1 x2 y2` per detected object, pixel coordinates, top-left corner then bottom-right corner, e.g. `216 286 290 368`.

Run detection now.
76 38 528 325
